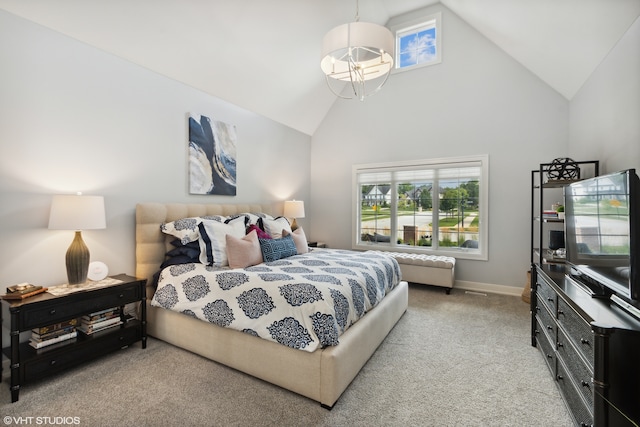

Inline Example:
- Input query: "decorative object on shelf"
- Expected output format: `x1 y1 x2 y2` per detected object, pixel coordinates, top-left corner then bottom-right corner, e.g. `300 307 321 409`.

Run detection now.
48 194 106 285
283 200 305 231
320 0 394 101
2 283 48 300
87 261 109 281
546 157 580 181
556 204 565 220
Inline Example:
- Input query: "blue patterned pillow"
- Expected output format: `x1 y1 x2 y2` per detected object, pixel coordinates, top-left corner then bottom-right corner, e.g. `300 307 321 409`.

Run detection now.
259 235 297 262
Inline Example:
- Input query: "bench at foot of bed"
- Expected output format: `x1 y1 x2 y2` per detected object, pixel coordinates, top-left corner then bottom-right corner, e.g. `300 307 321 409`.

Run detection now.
381 252 455 293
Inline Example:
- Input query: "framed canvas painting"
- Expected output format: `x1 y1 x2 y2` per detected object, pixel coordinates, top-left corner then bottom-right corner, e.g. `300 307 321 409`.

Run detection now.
188 113 237 195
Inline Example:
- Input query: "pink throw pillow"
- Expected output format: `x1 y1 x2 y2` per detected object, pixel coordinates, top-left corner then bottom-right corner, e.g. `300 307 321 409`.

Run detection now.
282 227 308 254
226 230 264 269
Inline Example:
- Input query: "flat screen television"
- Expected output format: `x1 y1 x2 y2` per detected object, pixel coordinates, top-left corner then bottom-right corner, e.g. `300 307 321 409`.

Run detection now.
564 169 640 303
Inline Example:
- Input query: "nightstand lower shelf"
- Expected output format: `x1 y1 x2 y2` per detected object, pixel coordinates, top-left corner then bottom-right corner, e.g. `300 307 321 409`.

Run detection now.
2 320 142 383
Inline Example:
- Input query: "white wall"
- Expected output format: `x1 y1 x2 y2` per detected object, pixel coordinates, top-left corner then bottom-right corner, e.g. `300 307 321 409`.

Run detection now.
0 10 311 291
569 16 640 173
310 4 569 290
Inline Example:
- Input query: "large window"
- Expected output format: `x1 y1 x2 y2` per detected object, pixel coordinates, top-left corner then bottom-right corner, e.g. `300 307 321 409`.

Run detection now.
392 12 441 72
353 155 488 260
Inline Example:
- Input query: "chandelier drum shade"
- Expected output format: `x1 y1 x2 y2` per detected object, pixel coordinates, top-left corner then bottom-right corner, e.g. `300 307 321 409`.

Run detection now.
321 21 395 101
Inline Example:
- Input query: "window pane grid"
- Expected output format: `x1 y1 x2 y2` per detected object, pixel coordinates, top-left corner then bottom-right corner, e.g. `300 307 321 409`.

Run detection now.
394 14 440 71
354 156 486 258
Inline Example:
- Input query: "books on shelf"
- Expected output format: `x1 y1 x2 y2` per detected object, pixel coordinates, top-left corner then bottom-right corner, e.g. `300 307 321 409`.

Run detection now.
78 307 123 335
82 307 120 322
30 318 80 349
29 330 77 349
542 210 559 219
2 283 48 300
32 318 80 335
32 325 76 342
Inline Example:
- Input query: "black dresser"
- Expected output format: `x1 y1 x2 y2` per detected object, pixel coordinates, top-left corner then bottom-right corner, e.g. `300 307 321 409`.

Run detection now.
531 264 640 426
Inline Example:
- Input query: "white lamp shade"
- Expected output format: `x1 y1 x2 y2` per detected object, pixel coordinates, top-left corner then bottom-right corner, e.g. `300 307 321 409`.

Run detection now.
48 195 106 231
321 21 395 82
284 200 305 219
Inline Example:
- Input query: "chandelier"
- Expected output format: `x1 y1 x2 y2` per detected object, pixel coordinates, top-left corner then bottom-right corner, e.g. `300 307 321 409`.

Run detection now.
320 1 395 101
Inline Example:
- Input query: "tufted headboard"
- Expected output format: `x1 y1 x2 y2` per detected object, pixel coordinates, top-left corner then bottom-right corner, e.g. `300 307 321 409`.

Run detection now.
135 202 276 296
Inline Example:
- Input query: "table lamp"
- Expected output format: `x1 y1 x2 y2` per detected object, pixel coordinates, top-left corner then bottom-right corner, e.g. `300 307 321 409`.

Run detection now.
48 194 106 284
284 200 305 231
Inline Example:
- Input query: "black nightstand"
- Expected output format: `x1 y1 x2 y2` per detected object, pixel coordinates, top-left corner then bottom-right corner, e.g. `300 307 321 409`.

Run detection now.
1 274 146 402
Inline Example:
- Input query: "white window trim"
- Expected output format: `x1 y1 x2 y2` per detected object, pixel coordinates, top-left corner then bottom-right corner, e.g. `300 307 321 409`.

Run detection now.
390 11 442 74
352 154 489 261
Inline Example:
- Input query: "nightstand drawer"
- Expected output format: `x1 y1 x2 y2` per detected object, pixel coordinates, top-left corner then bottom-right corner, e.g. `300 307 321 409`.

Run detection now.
23 325 139 382
557 297 594 367
23 284 140 329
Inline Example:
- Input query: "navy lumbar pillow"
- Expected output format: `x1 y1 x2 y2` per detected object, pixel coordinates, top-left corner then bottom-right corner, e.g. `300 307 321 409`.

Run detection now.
259 234 297 262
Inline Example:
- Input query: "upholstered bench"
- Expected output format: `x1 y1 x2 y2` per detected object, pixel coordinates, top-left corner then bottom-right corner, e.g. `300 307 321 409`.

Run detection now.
381 252 456 294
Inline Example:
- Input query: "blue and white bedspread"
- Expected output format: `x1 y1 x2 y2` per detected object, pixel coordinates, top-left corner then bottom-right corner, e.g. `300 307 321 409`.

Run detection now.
150 249 401 352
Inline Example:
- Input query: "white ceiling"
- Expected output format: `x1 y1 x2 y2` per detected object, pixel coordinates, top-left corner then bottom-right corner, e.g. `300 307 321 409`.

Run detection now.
1 0 639 135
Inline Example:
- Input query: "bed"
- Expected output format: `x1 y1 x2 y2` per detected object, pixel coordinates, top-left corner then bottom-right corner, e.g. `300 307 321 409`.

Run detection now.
135 202 408 408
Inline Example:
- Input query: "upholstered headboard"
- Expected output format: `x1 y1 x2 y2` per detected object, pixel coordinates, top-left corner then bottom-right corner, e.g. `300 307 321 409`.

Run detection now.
135 202 276 295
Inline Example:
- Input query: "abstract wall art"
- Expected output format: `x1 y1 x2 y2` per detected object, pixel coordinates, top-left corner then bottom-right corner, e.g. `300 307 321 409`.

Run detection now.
188 113 237 196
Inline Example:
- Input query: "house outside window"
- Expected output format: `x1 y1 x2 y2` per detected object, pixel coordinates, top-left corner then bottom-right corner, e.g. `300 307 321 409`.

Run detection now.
352 155 488 261
392 12 442 72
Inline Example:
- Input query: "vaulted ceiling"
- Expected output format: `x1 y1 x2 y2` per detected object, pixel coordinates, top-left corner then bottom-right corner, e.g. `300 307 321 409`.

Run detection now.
1 0 639 135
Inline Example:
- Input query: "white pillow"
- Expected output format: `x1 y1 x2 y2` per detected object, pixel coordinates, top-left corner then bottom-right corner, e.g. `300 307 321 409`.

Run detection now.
198 216 247 266
262 216 291 239
161 215 226 244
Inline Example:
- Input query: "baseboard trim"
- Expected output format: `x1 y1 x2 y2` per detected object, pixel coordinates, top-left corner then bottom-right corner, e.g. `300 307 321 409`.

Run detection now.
454 280 523 297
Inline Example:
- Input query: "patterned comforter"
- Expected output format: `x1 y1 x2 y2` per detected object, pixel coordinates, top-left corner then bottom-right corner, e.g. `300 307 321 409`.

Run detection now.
150 249 401 352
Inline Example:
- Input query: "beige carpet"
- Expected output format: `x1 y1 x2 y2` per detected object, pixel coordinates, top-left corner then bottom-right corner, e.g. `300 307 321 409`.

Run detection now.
1 284 572 426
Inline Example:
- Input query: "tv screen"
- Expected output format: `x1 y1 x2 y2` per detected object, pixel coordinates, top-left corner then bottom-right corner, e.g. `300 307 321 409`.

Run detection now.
565 169 639 301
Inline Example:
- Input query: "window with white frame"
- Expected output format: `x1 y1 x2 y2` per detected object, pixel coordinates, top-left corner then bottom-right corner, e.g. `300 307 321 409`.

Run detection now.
352 155 488 260
392 12 441 72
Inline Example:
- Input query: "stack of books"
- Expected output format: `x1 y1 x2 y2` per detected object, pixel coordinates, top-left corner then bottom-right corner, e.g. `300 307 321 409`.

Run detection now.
78 307 123 335
2 283 48 300
30 319 79 349
542 210 559 219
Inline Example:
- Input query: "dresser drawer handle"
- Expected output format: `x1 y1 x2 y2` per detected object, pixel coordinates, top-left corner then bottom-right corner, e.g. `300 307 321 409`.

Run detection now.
581 338 590 346
49 309 56 315
546 325 553 331
546 353 553 360
581 380 591 390
557 341 564 348
547 297 554 302
558 310 564 316
119 294 124 298
557 374 564 381
50 360 56 366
